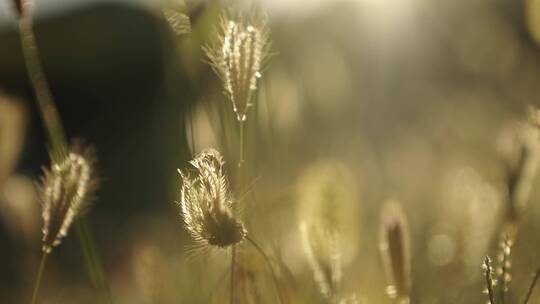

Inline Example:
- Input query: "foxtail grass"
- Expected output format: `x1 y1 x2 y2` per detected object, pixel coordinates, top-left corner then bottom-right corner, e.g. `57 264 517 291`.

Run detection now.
178 149 283 303
14 3 110 302
300 222 341 303
202 13 272 304
203 14 270 123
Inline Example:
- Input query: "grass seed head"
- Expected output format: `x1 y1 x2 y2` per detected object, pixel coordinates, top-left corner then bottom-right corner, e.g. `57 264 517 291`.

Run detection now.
178 149 246 249
380 200 411 303
497 118 540 222
39 142 97 253
300 222 341 300
203 15 270 122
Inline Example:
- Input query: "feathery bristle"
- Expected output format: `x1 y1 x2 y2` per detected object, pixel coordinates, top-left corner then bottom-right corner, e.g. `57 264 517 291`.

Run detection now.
300 222 341 300
39 142 97 253
178 149 246 249
379 200 411 303
203 15 270 122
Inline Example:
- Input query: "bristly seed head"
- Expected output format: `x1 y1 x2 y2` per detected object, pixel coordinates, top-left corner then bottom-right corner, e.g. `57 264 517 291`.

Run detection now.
300 222 341 300
379 200 411 303
39 142 97 253
203 15 270 122
178 149 246 249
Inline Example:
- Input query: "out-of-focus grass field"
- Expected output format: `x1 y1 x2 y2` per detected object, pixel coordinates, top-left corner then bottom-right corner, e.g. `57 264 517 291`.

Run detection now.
2 0 540 303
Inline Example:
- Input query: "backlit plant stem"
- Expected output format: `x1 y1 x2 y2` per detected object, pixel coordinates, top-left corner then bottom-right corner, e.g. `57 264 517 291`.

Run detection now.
18 17 67 162
30 251 49 304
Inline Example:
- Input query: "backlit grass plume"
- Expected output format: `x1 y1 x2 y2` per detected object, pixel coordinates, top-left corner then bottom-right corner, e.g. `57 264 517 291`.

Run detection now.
497 115 540 224
300 222 342 302
203 15 270 122
178 148 246 249
39 142 97 253
379 200 411 303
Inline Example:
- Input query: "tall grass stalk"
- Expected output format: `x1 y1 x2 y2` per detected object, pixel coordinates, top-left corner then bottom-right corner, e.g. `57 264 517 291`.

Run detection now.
16 10 111 303
230 119 245 304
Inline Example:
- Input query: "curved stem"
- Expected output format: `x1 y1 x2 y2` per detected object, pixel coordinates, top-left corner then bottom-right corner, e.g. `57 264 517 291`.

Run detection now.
18 17 67 162
524 267 540 304
31 251 49 304
246 235 284 304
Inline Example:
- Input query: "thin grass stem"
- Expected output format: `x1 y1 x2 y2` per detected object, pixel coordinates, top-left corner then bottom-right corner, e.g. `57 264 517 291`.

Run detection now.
31 251 49 304
18 17 67 162
246 235 284 304
239 120 245 167
523 267 540 304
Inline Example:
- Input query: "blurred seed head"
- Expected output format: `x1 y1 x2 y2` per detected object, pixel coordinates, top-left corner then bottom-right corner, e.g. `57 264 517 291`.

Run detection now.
11 0 24 18
496 116 540 222
495 235 513 294
0 93 26 190
300 222 341 300
203 15 270 122
296 161 360 263
39 142 97 253
482 256 496 304
440 167 500 280
379 200 411 303
163 9 191 35
528 105 540 130
178 149 246 249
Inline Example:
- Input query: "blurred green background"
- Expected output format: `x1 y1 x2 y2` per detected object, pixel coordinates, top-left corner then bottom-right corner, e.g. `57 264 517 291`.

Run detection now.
2 0 540 303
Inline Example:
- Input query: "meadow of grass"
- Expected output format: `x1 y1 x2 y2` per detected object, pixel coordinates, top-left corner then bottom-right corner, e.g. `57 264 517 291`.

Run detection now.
2 0 540 303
